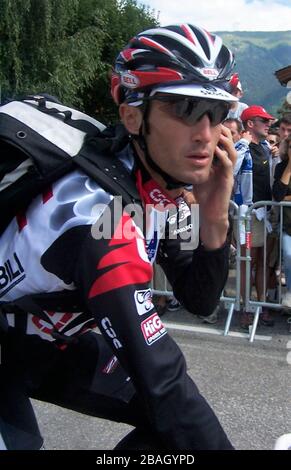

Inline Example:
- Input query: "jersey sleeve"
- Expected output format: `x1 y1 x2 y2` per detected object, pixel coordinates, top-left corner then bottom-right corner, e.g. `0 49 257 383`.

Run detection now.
73 203 233 450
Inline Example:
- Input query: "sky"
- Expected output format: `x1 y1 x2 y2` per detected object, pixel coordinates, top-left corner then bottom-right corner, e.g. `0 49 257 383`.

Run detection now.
138 0 291 31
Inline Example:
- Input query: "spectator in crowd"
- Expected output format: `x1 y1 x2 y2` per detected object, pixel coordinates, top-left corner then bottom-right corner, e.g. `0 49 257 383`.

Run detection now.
234 105 275 329
152 263 181 314
226 73 248 120
267 130 280 148
266 130 281 184
265 130 282 302
277 114 291 142
272 135 291 308
223 118 243 143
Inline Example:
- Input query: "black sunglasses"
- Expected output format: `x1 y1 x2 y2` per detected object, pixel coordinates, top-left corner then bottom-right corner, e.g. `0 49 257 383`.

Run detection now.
251 117 272 124
143 95 231 126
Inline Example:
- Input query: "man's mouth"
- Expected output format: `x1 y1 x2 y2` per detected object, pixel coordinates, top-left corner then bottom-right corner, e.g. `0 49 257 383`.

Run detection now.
185 153 210 166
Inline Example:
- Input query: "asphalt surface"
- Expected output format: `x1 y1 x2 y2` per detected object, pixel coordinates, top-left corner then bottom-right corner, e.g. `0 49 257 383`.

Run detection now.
33 304 291 450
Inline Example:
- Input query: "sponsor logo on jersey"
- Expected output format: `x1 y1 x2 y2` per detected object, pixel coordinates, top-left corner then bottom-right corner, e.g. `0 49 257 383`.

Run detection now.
167 200 191 225
146 231 159 263
101 316 122 350
102 355 119 374
173 223 193 235
141 312 167 346
134 288 153 316
149 188 172 206
168 208 190 225
0 252 25 298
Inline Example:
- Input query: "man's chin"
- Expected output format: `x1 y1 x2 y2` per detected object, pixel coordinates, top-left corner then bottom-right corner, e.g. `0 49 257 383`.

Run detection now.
183 169 211 186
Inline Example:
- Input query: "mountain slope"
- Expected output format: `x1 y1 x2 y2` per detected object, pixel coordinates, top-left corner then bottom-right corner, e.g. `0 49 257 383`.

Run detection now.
217 31 291 116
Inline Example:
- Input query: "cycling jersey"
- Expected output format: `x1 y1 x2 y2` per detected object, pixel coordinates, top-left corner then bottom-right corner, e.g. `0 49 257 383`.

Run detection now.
0 141 232 450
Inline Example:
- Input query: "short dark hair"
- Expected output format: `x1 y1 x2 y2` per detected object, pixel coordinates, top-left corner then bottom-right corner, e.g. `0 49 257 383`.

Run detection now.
223 117 243 133
278 114 291 127
268 129 279 137
280 134 291 161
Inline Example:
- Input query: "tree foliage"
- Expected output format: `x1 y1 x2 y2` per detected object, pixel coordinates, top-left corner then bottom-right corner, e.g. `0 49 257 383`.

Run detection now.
0 0 158 123
277 97 291 118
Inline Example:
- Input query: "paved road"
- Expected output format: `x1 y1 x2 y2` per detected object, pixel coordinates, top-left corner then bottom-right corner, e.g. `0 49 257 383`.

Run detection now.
33 307 291 450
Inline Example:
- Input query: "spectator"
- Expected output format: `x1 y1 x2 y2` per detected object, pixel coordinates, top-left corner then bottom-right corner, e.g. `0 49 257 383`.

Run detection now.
152 263 181 315
265 130 281 302
226 73 248 120
266 130 281 184
235 105 275 328
223 118 243 143
278 114 291 142
272 135 291 308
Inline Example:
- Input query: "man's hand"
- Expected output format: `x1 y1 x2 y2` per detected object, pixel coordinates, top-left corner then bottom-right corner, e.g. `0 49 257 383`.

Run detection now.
193 125 236 250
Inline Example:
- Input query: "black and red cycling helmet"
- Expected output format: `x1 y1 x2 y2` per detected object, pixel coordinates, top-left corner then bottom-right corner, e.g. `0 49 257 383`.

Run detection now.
111 23 235 105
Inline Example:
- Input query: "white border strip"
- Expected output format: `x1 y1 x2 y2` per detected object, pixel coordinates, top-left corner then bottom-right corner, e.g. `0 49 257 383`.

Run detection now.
0 432 7 450
164 321 272 341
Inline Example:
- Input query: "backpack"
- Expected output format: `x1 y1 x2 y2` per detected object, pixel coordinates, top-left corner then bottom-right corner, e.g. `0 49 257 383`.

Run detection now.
0 95 141 336
0 94 140 234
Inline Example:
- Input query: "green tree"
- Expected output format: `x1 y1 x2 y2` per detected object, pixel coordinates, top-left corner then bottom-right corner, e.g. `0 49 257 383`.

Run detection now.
81 0 158 123
0 0 106 106
277 97 291 118
0 0 158 123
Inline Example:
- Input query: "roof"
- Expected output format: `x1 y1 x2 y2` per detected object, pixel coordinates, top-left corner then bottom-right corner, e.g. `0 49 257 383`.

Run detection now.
274 65 291 86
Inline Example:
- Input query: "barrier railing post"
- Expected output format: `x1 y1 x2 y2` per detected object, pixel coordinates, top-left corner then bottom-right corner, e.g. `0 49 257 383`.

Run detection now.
223 201 240 336
244 200 291 342
152 200 291 343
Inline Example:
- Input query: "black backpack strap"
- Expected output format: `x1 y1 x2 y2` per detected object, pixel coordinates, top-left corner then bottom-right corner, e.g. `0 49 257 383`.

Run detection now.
0 310 8 337
74 138 141 207
0 292 83 344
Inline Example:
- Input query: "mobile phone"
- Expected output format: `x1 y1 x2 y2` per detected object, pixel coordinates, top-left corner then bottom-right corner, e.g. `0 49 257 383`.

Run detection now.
212 155 220 165
213 143 224 165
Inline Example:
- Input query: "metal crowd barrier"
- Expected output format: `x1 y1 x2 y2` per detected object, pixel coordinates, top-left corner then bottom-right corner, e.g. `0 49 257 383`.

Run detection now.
151 263 173 298
222 200 291 341
221 200 241 335
243 200 291 341
152 200 291 343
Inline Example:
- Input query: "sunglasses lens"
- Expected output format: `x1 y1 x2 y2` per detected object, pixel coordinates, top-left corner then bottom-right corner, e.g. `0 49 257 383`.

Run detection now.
172 99 229 126
210 102 229 125
172 99 192 119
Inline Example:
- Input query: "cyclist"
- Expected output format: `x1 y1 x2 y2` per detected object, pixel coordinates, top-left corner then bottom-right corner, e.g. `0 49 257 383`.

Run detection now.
0 23 236 450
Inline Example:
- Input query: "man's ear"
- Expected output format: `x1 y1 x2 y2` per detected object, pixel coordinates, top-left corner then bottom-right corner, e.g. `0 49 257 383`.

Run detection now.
119 103 143 135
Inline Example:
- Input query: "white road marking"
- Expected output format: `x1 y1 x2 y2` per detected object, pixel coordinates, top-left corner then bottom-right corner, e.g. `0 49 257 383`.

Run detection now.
164 321 272 341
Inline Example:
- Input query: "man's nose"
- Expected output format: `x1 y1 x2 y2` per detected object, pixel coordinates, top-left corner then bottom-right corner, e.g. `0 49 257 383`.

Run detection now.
191 114 213 143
